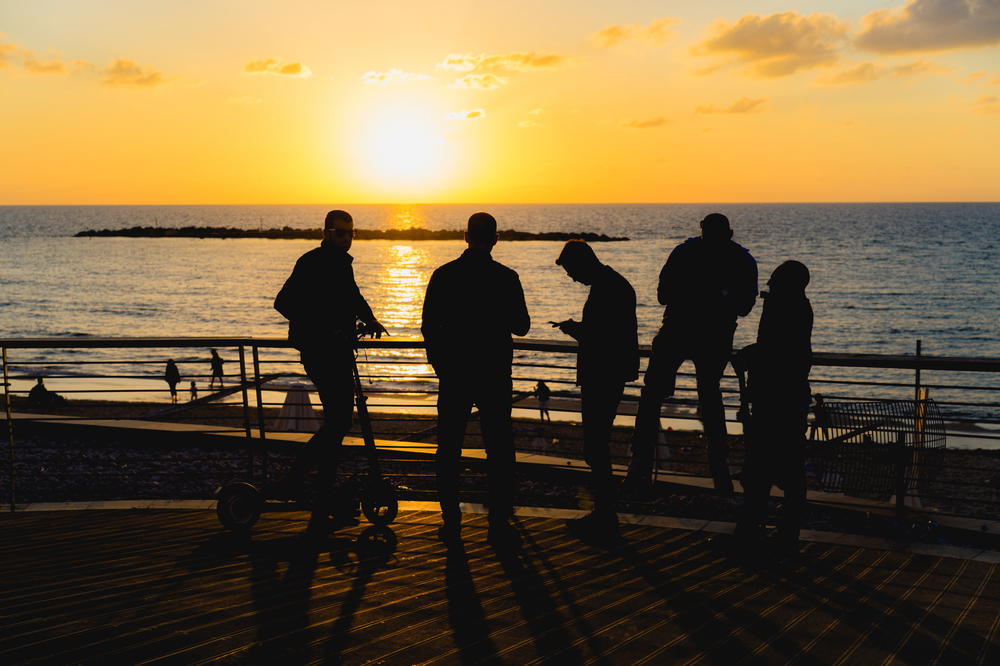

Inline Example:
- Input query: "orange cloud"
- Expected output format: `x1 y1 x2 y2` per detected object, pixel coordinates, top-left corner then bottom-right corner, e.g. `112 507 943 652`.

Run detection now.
102 59 167 87
592 17 680 47
1 37 19 69
446 108 486 120
23 56 66 74
438 52 570 73
361 68 430 85
244 58 312 77
694 11 848 77
448 73 508 90
696 97 766 114
819 62 884 85
623 116 668 128
857 0 1000 54
972 94 1000 113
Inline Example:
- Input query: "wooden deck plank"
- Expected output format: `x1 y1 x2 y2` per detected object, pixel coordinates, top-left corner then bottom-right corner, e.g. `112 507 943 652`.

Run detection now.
1 509 998 664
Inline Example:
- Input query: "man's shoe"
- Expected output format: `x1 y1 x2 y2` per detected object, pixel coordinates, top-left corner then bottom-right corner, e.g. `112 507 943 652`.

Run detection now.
567 511 621 545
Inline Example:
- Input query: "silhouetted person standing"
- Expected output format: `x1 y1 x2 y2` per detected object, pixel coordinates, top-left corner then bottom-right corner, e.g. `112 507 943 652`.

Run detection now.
534 381 551 421
164 360 181 404
625 213 757 494
209 348 225 389
274 209 386 536
553 240 638 539
422 212 530 545
189 381 198 402
736 260 813 555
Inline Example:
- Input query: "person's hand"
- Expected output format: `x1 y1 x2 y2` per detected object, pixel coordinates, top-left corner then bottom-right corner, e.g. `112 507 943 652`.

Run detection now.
551 319 582 339
366 318 388 339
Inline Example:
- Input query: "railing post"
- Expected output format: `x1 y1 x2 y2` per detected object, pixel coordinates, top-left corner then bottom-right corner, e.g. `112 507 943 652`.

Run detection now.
251 344 268 484
914 339 922 403
894 429 907 520
3 347 15 512
238 345 254 480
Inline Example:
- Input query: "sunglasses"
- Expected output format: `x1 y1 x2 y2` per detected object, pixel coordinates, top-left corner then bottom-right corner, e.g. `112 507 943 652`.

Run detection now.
329 228 354 238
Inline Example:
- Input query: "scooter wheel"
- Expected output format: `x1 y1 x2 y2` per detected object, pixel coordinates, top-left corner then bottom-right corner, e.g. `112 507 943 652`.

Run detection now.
361 480 398 527
216 481 263 532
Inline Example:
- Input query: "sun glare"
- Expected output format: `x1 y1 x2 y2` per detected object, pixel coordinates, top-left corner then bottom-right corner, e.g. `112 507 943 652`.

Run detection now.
360 108 448 189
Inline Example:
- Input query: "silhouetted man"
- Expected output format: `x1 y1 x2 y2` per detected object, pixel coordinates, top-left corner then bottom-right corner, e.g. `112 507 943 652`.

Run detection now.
553 240 638 539
422 212 530 545
274 209 386 535
736 260 813 555
164 359 181 404
625 213 757 493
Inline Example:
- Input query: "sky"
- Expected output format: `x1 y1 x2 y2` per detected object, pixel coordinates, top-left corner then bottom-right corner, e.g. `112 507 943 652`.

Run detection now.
1 0 999 204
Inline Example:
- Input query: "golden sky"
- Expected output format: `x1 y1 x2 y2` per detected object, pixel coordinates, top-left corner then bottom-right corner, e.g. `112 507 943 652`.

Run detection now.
1 0 998 203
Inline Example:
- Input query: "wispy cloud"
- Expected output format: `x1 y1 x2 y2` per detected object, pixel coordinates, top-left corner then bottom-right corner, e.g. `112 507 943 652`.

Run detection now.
438 52 570 73
448 73 508 90
439 51 569 89
696 97 767 114
446 108 486 120
102 59 168 87
966 70 1000 85
23 56 67 75
361 68 430 85
856 0 1000 54
623 116 668 129
244 58 312 78
693 11 848 77
592 17 680 47
972 94 1000 113
1 37 20 69
819 59 950 84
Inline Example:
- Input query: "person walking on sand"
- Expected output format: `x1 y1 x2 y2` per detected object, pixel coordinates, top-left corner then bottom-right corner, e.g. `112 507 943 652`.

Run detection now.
422 212 530 547
273 209 387 538
624 213 757 494
735 261 813 557
534 380 551 421
209 349 225 389
164 360 181 404
552 240 638 541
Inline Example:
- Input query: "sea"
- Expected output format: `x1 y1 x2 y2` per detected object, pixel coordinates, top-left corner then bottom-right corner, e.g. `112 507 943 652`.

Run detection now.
1 204 999 444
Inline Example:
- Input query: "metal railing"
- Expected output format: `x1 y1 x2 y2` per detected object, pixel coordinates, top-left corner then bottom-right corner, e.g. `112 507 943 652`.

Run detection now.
2 336 999 524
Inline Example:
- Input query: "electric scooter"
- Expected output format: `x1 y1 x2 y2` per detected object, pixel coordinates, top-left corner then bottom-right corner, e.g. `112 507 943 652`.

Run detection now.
216 322 399 533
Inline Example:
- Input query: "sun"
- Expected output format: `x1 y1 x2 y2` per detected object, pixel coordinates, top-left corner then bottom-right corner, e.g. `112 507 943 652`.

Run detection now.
359 107 448 189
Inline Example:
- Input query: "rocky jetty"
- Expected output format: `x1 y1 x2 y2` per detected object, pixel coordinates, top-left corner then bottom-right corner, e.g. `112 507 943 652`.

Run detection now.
75 225 629 242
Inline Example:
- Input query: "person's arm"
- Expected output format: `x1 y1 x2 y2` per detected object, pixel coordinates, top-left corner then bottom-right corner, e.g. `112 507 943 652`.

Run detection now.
273 256 311 323
421 270 443 367
732 251 758 318
656 245 683 306
510 272 530 337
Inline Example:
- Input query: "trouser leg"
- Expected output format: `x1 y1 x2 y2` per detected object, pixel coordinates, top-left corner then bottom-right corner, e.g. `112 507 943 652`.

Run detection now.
633 329 684 458
738 428 771 537
694 323 736 492
289 348 353 496
436 379 473 525
477 378 516 523
582 382 625 514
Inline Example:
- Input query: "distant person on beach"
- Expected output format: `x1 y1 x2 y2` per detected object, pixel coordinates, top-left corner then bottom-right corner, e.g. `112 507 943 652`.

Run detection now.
189 381 198 402
27 377 67 409
624 213 757 494
164 360 181 404
422 212 530 546
534 381 551 421
735 260 813 556
553 240 638 540
273 209 387 537
209 349 225 389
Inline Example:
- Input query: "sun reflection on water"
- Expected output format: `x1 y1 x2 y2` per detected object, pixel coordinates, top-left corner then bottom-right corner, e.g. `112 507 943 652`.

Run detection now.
374 243 434 383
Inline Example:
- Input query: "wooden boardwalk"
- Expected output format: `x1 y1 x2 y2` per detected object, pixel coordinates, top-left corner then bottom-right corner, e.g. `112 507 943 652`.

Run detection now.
2 509 998 664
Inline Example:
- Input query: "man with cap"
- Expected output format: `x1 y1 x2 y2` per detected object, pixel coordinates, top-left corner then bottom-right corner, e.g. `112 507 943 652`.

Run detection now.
625 213 757 493
273 209 386 536
422 212 530 546
553 240 638 540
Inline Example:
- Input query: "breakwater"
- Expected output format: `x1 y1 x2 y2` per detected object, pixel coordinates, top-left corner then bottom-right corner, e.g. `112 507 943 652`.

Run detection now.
75 226 629 242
